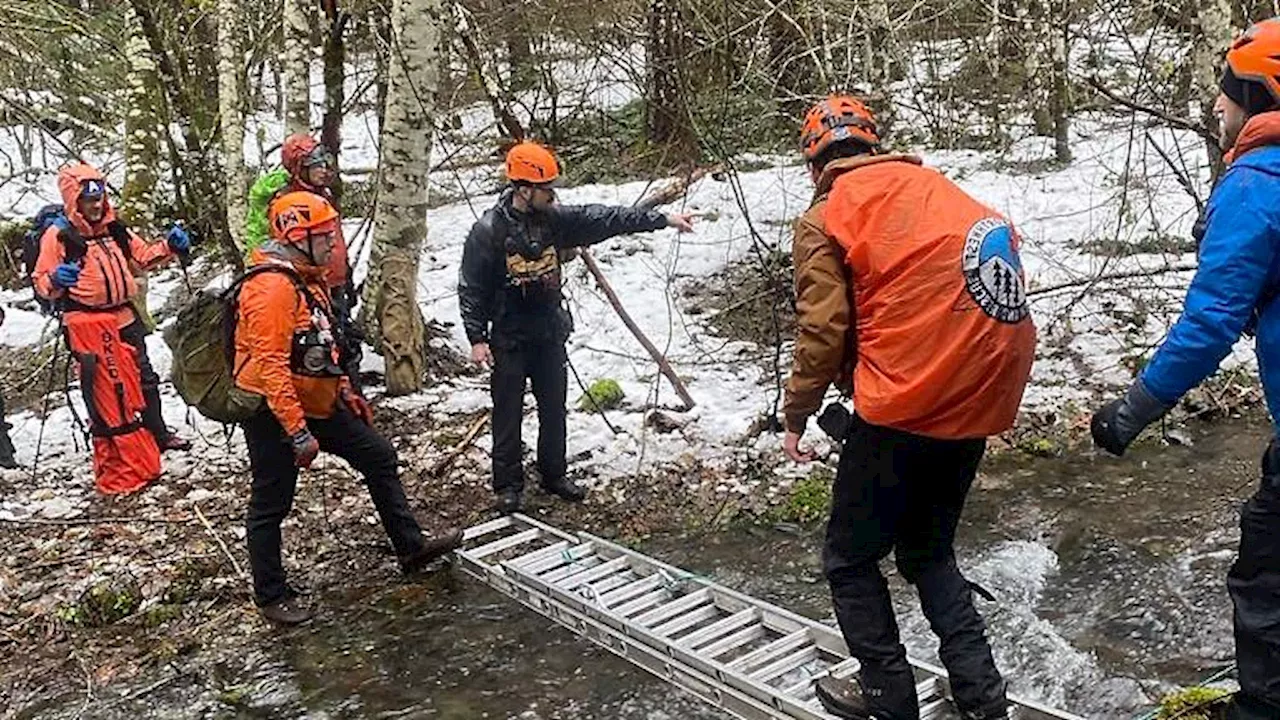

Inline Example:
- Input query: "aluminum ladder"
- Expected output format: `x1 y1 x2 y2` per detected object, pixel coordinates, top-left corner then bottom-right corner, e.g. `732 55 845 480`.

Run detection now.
454 513 1085 720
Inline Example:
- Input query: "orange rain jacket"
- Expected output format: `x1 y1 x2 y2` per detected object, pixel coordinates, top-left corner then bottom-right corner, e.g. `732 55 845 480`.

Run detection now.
784 155 1036 440
233 246 345 435
32 164 175 328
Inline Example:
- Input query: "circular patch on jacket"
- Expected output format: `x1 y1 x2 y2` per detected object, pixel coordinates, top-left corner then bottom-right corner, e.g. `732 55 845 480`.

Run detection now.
962 217 1029 323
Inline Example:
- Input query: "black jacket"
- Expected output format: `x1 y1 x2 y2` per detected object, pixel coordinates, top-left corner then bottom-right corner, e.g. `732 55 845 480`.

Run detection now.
458 190 669 347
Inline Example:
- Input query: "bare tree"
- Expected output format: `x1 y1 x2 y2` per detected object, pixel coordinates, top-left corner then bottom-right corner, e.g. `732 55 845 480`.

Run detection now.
1194 0 1233 178
119 3 161 230
360 0 441 395
218 0 247 252
284 0 312 134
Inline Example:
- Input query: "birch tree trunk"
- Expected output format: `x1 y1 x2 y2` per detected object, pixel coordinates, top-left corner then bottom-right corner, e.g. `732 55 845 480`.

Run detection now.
1194 0 1232 179
360 0 440 395
321 0 348 205
1049 0 1071 163
218 0 247 252
120 4 161 231
283 0 311 134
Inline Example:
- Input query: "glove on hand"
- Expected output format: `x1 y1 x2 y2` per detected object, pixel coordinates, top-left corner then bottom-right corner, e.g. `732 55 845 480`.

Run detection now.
52 264 80 289
1091 380 1172 456
341 386 373 426
166 225 191 254
291 429 320 468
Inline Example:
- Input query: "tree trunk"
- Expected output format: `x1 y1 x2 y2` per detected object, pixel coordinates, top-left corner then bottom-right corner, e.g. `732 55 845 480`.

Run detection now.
360 0 439 395
864 0 895 138
321 0 348 205
1050 0 1071 163
284 0 312 134
1195 0 1232 180
120 4 161 231
218 0 247 252
645 0 695 152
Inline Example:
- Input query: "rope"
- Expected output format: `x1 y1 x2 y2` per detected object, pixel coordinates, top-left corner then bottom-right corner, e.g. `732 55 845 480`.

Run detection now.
566 351 620 436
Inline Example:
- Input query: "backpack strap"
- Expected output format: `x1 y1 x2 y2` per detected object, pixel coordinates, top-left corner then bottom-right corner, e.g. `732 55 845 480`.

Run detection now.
105 220 133 264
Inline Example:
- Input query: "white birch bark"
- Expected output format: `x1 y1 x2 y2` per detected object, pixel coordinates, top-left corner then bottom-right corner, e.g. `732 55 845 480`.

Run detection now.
283 0 312 134
218 0 247 251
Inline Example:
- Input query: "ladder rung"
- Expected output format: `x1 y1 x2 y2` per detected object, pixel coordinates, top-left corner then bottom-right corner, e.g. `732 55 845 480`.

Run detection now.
468 528 540 560
726 629 810 673
916 676 943 701
920 698 950 719
749 645 817 683
557 556 629 590
651 603 722 639
613 588 672 618
825 658 860 680
461 515 513 542
506 540 571 570
540 554 601 584
599 574 664 608
517 541 593 575
634 589 712 628
589 572 636 597
781 676 815 698
701 623 766 659
680 608 757 650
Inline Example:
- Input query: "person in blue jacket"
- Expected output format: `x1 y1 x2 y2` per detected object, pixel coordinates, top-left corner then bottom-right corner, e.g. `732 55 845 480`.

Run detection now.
1091 19 1280 720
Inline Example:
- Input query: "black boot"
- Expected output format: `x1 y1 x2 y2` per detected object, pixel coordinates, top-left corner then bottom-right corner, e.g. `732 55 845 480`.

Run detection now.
541 477 586 502
814 670 920 720
400 528 464 575
495 488 522 514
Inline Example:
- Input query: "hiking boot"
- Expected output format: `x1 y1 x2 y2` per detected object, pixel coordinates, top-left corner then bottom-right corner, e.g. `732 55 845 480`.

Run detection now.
815 676 873 719
541 477 586 502
158 433 191 452
260 596 312 625
495 488 522 514
400 528 464 575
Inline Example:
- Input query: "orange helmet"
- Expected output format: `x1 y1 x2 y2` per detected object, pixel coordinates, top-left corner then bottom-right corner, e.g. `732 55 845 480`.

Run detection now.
1224 19 1280 112
268 191 339 244
799 95 879 162
505 141 561 185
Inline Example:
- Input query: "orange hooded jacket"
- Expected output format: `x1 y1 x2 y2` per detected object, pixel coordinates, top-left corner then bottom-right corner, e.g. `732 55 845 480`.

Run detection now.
233 246 345 435
33 163 174 328
280 134 350 289
824 157 1037 439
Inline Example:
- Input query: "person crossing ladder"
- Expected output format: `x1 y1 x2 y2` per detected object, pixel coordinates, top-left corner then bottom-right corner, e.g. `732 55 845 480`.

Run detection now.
781 95 1036 720
458 140 695 514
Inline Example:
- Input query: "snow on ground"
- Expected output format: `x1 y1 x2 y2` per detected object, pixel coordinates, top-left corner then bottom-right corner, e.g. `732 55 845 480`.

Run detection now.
0 106 1233 521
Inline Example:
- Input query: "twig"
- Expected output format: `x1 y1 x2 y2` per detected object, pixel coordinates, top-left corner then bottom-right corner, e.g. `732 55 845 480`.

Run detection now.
430 412 489 476
1027 263 1197 298
193 503 246 581
0 512 233 526
1085 76 1214 142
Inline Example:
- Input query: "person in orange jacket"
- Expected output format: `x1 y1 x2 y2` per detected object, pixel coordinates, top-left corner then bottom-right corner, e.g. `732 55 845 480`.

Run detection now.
782 96 1036 720
32 163 191 452
236 190 461 625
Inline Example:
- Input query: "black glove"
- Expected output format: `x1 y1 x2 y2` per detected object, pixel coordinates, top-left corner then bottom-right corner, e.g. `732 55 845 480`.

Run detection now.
1091 380 1173 456
817 403 852 441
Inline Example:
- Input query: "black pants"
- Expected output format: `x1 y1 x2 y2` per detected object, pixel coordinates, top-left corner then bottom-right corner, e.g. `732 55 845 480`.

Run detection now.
491 341 567 493
118 318 168 443
823 416 1005 720
241 408 426 606
1226 442 1280 720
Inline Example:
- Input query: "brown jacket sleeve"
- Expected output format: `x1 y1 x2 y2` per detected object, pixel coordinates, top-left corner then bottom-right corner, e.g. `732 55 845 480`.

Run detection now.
782 205 854 434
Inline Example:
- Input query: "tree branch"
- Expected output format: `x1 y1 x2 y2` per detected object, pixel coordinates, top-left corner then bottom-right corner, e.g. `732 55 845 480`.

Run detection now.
1086 76 1215 143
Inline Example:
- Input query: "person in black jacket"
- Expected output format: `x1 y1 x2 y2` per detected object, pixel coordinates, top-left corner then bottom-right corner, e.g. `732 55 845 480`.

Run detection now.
459 141 694 513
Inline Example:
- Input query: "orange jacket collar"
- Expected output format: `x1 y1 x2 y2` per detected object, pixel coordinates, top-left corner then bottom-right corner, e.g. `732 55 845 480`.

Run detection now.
249 244 329 282
1227 111 1280 164
814 154 923 197
56 163 116 236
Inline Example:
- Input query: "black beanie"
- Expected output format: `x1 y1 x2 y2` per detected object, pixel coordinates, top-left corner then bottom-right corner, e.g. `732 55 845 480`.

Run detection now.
1221 65 1280 116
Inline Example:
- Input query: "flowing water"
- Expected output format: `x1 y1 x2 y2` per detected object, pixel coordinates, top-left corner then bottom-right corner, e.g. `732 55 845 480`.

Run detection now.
25 414 1270 719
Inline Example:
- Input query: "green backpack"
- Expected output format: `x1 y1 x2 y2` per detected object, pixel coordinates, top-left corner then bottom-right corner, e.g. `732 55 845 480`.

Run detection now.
165 265 312 424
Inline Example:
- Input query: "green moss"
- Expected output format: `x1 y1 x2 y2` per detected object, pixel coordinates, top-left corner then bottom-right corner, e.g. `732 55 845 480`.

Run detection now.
774 466 834 525
143 603 182 628
1155 686 1231 720
1016 436 1060 458
59 576 142 627
578 378 624 413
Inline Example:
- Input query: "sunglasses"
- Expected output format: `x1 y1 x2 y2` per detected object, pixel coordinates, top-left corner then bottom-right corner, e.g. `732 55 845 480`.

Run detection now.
303 147 335 169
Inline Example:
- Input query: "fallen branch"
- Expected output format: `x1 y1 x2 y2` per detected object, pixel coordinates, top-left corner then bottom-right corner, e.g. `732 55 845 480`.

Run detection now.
580 250 696 410
446 0 524 141
1028 263 1197 298
193 502 246 581
430 412 489 476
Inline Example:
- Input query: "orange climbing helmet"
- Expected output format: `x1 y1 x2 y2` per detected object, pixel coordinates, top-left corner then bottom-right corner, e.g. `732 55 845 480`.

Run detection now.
1223 19 1280 113
505 140 562 186
799 95 880 162
268 191 340 244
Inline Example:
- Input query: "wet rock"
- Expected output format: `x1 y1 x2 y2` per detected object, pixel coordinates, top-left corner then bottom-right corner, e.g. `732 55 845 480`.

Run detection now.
645 411 684 434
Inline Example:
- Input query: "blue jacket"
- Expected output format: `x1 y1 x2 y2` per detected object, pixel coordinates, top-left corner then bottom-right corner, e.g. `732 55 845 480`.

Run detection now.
1141 144 1280 428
